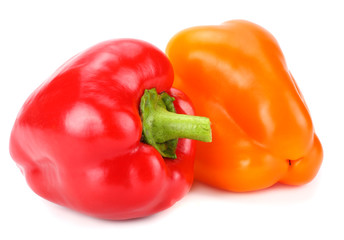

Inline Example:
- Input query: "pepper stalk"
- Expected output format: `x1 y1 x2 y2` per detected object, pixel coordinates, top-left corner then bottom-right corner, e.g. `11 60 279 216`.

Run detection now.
140 88 212 158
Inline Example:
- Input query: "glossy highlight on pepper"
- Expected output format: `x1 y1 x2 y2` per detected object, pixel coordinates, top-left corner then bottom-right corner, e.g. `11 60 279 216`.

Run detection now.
9 39 211 220
166 20 323 192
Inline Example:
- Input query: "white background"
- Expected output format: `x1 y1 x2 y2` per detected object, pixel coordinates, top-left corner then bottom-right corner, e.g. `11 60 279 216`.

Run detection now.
1 0 343 239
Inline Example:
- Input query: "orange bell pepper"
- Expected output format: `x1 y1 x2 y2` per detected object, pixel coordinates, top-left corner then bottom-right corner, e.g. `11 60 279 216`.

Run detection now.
166 20 323 192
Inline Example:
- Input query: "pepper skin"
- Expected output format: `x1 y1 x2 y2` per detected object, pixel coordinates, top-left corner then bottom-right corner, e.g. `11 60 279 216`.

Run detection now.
166 20 323 192
9 39 211 219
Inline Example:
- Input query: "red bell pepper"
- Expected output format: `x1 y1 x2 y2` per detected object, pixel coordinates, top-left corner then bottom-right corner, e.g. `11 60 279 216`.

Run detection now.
9 39 211 220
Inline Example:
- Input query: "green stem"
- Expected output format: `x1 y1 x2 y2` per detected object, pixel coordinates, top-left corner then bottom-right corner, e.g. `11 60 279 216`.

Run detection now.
152 111 211 143
140 88 212 159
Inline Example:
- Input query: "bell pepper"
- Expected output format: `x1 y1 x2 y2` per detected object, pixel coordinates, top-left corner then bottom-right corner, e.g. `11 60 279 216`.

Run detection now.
166 20 323 192
9 39 211 220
